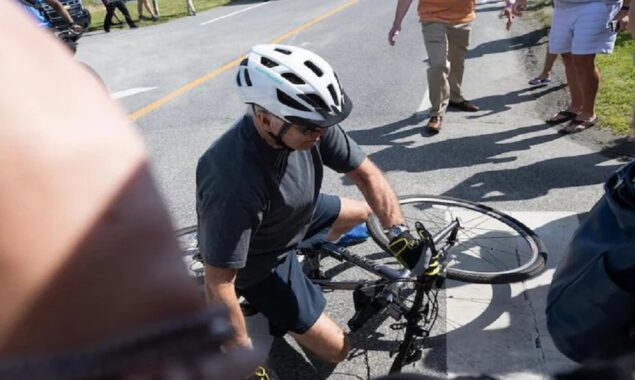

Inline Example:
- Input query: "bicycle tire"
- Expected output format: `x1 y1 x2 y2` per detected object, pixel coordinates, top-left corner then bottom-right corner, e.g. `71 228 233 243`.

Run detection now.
367 195 547 284
175 225 204 280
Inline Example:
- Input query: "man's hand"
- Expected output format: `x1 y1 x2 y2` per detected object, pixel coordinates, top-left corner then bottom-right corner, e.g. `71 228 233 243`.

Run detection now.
614 9 630 33
388 24 401 46
70 23 83 33
388 228 429 276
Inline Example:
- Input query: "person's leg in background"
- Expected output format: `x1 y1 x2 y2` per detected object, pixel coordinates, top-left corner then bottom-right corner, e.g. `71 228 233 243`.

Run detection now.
114 0 137 29
571 53 599 122
446 21 479 111
545 6 583 124
530 51 558 85
559 2 621 133
421 21 450 131
103 1 116 32
138 0 158 21
560 52 584 115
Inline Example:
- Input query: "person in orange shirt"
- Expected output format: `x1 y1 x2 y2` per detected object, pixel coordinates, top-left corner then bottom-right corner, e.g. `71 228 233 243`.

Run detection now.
389 0 480 133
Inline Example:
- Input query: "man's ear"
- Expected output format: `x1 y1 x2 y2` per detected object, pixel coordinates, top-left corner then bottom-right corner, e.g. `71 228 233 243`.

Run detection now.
257 112 274 131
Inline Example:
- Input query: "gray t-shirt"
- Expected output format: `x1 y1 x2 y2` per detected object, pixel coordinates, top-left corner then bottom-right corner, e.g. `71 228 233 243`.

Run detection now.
196 116 366 288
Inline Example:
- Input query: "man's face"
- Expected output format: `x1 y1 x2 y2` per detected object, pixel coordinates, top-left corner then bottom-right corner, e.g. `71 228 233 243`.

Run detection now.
265 114 328 150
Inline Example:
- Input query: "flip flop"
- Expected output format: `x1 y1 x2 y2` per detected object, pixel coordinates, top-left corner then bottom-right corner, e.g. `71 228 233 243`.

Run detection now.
558 117 597 134
529 77 552 85
546 110 578 125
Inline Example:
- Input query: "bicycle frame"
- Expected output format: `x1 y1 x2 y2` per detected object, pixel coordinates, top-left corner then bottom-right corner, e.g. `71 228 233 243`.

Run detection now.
306 218 460 291
302 218 461 373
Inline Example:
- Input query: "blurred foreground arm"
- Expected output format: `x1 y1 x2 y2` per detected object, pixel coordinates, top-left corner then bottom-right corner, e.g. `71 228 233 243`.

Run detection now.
0 2 259 377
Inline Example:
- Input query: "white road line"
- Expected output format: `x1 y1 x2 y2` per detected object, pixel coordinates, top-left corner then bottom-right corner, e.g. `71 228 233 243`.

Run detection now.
111 87 157 100
200 3 270 26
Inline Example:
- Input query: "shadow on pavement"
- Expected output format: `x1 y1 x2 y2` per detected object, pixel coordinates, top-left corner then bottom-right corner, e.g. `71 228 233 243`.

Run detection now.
467 84 566 118
441 152 622 202
467 27 550 59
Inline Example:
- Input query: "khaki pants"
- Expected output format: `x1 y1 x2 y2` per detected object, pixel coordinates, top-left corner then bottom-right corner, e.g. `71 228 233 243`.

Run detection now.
421 21 471 117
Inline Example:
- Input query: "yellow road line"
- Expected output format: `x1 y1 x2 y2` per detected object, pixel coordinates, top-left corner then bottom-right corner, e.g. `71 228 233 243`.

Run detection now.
129 0 358 122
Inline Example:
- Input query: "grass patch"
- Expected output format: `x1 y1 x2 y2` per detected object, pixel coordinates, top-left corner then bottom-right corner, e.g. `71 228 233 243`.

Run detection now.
84 0 231 31
596 33 635 135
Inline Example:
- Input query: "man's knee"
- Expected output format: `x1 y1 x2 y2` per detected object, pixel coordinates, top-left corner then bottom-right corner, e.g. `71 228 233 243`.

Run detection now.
571 54 596 70
330 333 350 363
291 313 350 363
339 198 371 224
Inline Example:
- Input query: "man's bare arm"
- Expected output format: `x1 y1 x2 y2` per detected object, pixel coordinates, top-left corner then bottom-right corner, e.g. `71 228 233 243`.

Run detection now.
346 158 404 229
388 0 414 46
204 265 252 349
0 1 201 355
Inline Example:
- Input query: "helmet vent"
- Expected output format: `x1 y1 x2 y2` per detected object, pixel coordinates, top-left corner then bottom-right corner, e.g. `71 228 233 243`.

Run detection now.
327 84 339 107
261 57 279 68
274 48 292 55
277 90 310 112
244 69 252 86
304 61 323 77
281 73 305 85
240 58 248 66
299 94 328 111
236 72 242 87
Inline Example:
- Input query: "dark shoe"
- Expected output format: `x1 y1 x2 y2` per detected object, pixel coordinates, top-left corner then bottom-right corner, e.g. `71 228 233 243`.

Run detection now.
152 15 159 21
528 77 552 86
426 116 442 133
558 117 597 134
104 27 110 33
449 100 480 112
546 110 578 125
130 24 138 29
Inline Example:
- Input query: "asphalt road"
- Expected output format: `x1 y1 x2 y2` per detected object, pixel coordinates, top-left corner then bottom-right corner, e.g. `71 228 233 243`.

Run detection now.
76 0 627 378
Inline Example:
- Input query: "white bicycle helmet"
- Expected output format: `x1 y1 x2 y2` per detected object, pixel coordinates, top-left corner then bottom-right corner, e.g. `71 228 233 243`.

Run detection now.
236 44 352 129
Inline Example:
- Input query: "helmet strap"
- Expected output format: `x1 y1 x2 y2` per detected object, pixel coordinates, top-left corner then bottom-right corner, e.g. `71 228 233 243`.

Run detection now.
252 104 294 151
270 122 293 151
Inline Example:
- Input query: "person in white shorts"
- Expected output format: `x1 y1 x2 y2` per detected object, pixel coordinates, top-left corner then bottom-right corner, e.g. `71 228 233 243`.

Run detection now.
515 0 630 133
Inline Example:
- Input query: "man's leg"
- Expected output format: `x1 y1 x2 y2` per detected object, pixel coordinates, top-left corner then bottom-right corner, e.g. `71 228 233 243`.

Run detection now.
571 54 599 121
115 1 137 28
290 313 349 363
324 197 371 242
421 21 450 117
297 194 370 250
560 53 584 114
446 22 471 104
103 4 115 32
239 252 346 363
543 52 558 77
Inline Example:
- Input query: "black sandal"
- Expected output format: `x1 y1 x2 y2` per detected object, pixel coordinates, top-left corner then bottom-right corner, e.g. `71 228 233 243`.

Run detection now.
546 110 578 125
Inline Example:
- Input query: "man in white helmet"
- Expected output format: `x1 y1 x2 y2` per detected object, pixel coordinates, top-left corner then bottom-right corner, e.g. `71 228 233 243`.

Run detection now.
196 44 430 363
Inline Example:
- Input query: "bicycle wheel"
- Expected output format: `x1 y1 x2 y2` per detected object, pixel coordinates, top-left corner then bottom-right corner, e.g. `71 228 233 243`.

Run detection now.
367 195 547 284
175 225 204 281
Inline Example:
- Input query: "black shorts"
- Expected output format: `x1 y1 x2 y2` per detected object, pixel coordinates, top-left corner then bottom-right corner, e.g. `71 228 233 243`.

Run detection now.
239 193 340 336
